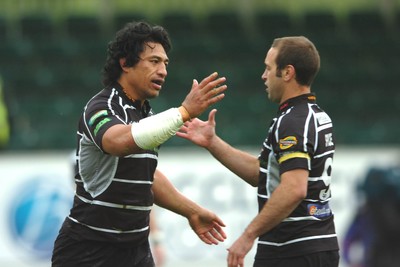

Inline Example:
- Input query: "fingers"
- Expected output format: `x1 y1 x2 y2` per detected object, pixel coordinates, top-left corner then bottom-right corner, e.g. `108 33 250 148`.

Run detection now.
183 73 226 118
206 232 220 245
208 92 226 107
198 233 214 245
199 232 217 245
198 72 227 97
202 80 227 105
178 118 199 132
207 109 217 126
199 229 224 245
198 72 219 88
197 221 226 245
209 79 227 92
207 80 227 98
212 222 227 240
212 215 226 228
227 249 244 267
175 127 187 139
210 225 227 242
209 109 217 120
176 122 192 138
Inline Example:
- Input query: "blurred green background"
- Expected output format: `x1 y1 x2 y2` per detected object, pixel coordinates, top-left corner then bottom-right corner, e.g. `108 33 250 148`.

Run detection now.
0 0 399 150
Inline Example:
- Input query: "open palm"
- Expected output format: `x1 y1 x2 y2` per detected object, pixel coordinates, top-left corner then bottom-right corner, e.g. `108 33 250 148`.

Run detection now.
177 109 218 147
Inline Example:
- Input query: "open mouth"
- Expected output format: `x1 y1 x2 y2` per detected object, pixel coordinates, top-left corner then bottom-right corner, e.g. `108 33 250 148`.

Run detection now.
152 79 164 89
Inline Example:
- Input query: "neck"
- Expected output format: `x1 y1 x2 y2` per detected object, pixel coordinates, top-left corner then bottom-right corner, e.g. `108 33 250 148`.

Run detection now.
122 87 136 102
280 85 310 104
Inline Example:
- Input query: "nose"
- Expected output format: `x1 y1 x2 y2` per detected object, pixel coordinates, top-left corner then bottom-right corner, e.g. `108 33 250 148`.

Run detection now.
158 63 168 77
261 70 267 81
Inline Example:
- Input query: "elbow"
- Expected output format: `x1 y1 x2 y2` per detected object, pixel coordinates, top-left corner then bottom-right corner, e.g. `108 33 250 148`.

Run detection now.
244 173 259 187
250 180 258 187
281 169 309 202
248 167 261 187
285 189 307 208
294 187 307 202
286 182 307 203
299 190 307 201
101 124 138 157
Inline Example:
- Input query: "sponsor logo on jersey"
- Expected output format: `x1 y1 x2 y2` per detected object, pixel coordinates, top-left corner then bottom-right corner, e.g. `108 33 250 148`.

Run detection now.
279 136 297 150
308 203 331 219
89 110 108 126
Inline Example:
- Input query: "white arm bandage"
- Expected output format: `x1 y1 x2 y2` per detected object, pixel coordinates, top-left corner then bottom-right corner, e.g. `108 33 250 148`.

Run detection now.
131 108 183 149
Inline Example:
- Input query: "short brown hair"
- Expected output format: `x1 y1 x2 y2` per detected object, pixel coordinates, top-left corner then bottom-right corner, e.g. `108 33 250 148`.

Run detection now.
272 36 320 86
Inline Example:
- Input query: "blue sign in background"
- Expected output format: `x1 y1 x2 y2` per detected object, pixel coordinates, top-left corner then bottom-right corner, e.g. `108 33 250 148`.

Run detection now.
8 175 73 260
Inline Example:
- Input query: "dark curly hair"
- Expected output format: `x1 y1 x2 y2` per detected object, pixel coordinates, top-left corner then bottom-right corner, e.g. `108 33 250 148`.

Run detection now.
101 21 172 86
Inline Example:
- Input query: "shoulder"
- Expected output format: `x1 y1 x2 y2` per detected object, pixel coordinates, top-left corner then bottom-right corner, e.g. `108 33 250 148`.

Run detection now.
86 88 124 112
279 104 309 124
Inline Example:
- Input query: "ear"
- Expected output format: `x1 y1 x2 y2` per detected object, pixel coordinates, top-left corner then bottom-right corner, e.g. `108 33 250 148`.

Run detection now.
283 65 295 82
119 58 128 72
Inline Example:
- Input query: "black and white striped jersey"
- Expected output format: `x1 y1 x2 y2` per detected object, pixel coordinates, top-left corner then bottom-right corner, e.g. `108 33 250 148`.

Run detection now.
256 93 339 259
63 82 157 245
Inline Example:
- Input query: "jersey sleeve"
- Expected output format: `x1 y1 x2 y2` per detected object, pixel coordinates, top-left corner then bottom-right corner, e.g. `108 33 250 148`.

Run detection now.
275 111 316 175
83 99 125 151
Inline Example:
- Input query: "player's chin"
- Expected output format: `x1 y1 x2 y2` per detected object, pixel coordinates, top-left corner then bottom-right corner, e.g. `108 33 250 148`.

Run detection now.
147 90 160 99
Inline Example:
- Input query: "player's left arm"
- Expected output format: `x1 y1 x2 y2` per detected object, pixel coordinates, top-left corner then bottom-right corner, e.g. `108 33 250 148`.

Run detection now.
152 169 227 245
245 168 308 237
227 168 308 266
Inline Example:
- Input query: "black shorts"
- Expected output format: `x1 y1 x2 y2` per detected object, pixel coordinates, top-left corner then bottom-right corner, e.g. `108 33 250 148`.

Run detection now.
52 231 155 267
253 250 339 267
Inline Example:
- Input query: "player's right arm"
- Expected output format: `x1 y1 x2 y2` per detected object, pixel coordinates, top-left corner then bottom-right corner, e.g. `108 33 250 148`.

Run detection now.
177 109 259 186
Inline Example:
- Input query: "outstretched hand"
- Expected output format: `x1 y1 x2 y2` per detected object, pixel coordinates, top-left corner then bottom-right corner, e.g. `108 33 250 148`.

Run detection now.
181 72 227 119
188 207 227 245
176 109 218 148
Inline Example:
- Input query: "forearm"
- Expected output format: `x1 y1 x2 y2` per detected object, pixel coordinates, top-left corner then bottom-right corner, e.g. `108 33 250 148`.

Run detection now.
153 169 200 219
245 186 302 240
102 107 191 156
207 136 259 186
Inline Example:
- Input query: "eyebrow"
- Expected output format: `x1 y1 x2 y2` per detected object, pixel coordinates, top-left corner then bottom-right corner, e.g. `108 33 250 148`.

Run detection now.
146 55 169 63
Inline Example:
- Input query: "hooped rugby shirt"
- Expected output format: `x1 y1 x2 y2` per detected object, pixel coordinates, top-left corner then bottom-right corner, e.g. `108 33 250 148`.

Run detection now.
256 93 339 259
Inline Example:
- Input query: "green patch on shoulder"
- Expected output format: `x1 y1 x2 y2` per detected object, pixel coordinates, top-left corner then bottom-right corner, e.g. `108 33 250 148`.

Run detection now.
94 118 111 136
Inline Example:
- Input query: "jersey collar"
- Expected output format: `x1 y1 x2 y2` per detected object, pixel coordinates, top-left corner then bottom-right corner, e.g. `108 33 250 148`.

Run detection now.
112 83 152 117
278 93 316 113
